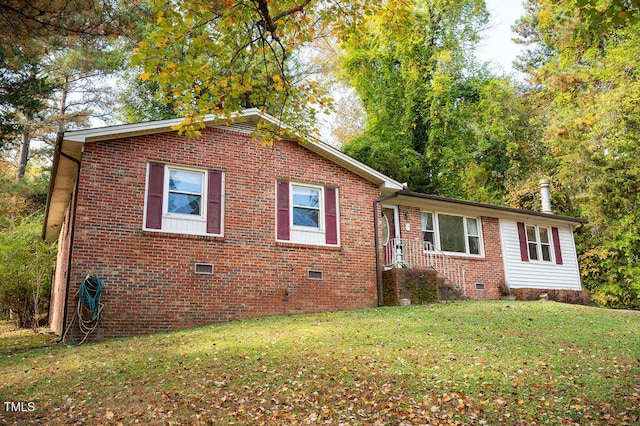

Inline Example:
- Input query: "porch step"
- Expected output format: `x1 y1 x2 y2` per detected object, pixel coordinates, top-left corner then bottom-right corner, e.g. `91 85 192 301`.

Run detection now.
383 238 467 296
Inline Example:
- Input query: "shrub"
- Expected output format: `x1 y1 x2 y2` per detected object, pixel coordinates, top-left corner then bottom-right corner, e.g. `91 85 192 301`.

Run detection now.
0 214 57 328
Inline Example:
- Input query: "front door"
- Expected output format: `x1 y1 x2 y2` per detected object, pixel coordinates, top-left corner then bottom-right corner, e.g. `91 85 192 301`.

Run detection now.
382 206 398 265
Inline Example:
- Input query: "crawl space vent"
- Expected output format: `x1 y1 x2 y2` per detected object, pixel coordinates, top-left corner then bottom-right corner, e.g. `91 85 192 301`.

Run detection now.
475 282 486 291
194 263 214 275
307 270 323 280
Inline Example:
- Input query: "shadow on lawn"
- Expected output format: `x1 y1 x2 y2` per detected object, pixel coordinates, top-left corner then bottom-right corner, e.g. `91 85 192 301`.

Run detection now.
0 321 58 357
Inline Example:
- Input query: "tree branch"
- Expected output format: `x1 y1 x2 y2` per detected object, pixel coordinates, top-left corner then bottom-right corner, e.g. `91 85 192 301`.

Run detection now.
251 0 313 40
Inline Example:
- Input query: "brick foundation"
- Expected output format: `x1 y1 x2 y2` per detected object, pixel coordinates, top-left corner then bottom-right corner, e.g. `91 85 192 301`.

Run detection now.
509 288 590 305
382 268 464 305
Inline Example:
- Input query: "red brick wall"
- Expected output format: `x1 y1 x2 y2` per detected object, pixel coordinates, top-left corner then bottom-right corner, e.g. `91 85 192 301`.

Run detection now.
395 206 505 300
64 128 380 337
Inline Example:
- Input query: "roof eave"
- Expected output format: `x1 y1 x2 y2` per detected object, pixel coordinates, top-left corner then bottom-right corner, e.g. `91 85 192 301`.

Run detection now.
64 108 274 144
43 137 83 242
393 190 588 226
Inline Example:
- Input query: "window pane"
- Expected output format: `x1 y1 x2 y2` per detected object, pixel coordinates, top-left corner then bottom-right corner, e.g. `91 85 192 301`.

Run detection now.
423 231 435 250
292 187 320 208
541 244 551 261
539 227 550 244
468 236 480 255
293 207 319 227
526 225 537 242
169 170 202 194
466 218 479 235
381 216 390 245
168 193 201 215
421 212 434 231
438 214 465 253
528 242 539 260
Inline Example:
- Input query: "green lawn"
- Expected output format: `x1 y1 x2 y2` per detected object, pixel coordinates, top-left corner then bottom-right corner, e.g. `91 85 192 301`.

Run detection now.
1 301 638 425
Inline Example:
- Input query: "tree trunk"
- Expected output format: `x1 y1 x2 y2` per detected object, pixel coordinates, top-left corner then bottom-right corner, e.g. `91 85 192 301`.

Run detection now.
16 114 32 181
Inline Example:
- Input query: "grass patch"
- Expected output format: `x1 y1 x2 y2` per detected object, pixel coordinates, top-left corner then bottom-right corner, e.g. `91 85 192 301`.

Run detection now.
0 321 58 357
1 301 638 424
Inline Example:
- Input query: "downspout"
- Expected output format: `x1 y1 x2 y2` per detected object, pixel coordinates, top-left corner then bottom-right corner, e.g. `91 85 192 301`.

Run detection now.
53 132 82 343
373 193 400 307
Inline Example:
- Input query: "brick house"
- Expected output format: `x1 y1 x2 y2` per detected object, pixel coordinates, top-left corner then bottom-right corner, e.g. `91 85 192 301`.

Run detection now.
44 109 587 339
377 191 587 303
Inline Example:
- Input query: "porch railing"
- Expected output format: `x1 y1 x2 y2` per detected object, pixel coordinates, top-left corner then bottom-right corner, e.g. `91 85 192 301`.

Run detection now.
383 238 467 296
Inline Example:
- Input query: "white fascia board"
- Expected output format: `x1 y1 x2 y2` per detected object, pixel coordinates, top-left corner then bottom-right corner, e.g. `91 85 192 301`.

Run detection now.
63 117 185 143
64 109 268 143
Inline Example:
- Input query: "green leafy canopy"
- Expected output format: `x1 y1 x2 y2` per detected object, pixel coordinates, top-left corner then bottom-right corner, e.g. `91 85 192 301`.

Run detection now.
132 0 372 141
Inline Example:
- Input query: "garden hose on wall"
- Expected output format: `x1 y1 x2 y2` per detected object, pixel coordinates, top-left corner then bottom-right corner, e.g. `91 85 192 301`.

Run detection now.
63 275 104 345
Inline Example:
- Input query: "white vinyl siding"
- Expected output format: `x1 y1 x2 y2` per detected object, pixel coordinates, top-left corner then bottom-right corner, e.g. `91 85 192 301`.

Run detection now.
161 215 208 235
500 218 582 290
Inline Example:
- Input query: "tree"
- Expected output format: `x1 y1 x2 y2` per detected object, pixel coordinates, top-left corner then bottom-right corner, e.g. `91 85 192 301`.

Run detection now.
0 0 140 55
116 18 178 123
514 0 640 308
45 44 128 132
0 1 144 326
117 67 177 123
132 0 373 139
1 45 129 180
0 58 57 180
0 1 146 180
338 0 537 202
329 89 365 147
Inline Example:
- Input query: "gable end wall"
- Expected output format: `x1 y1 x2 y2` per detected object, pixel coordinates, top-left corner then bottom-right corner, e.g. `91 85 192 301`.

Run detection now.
63 127 380 337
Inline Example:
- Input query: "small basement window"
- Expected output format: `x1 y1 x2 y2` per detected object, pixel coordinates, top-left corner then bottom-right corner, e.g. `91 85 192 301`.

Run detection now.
194 263 214 275
475 282 486 291
308 270 323 280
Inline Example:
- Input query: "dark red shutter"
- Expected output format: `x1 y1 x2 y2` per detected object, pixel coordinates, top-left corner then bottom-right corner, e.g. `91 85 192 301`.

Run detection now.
325 187 338 245
551 227 563 265
517 222 529 261
146 163 164 229
276 180 290 240
207 170 223 234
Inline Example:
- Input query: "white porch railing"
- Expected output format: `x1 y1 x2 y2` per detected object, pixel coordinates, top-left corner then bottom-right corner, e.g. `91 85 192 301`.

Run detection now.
383 238 467 296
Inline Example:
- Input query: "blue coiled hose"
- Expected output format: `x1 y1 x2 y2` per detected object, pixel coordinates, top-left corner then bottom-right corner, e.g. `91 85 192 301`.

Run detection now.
64 275 104 345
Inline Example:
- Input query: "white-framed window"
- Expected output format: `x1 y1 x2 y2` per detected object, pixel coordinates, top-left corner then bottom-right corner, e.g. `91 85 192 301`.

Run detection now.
421 212 483 256
145 163 224 236
421 212 435 249
466 217 481 255
276 180 339 246
526 225 553 262
291 184 322 230
166 168 205 218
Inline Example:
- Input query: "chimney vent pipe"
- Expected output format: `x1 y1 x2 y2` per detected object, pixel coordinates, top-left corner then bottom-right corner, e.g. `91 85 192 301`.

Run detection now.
540 179 552 213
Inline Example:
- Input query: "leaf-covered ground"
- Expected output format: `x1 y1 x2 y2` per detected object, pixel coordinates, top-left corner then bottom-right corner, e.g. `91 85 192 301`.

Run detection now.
1 301 638 425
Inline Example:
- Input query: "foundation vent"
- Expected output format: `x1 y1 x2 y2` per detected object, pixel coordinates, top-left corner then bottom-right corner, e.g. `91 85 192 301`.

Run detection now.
308 270 323 280
194 263 214 275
